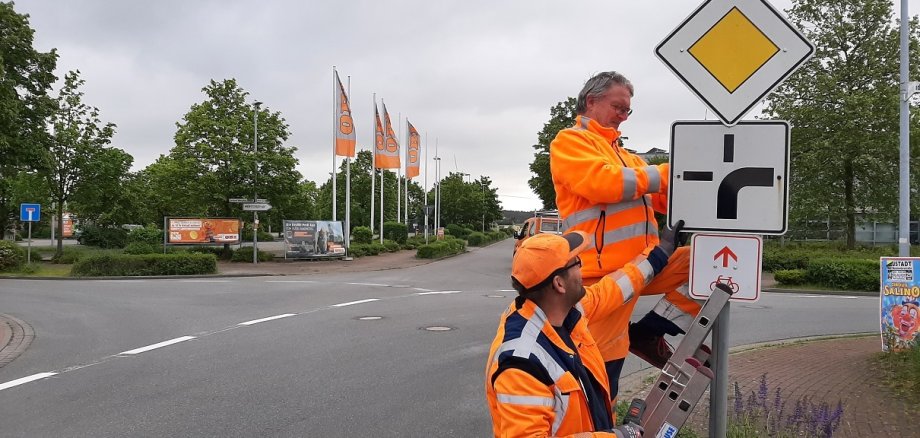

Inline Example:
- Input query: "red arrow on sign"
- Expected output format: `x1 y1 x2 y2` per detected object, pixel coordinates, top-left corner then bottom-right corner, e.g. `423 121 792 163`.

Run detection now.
714 246 737 268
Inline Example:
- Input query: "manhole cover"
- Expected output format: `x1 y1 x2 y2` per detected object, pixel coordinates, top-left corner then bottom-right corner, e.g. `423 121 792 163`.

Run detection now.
422 326 453 332
356 316 383 321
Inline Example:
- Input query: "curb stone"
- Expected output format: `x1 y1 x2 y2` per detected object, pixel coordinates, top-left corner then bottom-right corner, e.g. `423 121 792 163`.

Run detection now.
0 314 34 368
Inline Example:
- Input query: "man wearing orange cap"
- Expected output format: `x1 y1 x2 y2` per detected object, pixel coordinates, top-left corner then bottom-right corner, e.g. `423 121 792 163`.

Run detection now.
484 222 683 437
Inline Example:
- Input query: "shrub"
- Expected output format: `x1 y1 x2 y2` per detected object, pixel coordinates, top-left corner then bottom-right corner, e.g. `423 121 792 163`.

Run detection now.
348 244 369 257
382 239 401 252
403 235 426 250
51 246 90 264
445 223 475 239
127 226 163 245
231 246 274 262
368 242 386 255
805 258 879 291
773 269 807 286
185 245 234 260
352 226 373 244
72 253 217 276
123 242 160 255
0 240 25 272
383 221 408 244
78 226 128 248
241 229 274 242
416 237 466 259
467 232 486 246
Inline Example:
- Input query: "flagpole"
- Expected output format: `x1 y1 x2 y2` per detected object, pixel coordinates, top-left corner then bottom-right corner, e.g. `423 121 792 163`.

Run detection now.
371 93 376 236
424 132 429 244
332 66 337 221
397 112 402 224
404 119 409 227
345 75 351 250
380 99 386 244
435 137 440 233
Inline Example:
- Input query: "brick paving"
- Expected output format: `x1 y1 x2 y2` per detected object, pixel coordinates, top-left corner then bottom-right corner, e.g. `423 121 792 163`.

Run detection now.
626 336 917 437
0 313 34 368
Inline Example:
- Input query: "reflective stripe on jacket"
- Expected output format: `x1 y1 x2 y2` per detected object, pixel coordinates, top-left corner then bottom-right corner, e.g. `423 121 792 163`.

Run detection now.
485 249 664 437
550 116 669 280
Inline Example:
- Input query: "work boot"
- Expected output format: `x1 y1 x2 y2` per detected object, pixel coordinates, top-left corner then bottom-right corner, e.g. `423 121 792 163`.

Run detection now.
628 322 673 369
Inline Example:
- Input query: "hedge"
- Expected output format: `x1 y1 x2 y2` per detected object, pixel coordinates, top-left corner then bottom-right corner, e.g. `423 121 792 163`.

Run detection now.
383 221 408 244
72 253 217 277
352 226 373 244
416 237 466 259
123 242 160 255
805 258 879 291
446 224 473 239
0 240 25 271
231 247 275 262
127 226 163 245
773 269 807 286
185 245 235 260
382 239 401 252
467 231 508 247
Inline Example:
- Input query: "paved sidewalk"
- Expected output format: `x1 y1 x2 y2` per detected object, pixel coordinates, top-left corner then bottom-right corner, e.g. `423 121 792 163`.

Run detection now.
622 335 917 437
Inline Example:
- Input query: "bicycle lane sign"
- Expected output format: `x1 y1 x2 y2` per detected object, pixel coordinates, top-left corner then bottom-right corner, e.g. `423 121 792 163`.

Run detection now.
689 233 762 301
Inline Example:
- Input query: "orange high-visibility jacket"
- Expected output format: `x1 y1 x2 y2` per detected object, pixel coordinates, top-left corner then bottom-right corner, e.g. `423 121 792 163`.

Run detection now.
550 116 669 280
485 245 667 437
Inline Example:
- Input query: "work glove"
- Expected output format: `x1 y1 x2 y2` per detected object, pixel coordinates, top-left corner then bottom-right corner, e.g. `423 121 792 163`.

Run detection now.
608 423 644 438
657 220 685 257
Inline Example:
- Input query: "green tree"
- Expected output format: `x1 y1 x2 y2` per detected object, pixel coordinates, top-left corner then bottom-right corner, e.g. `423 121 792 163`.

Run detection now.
0 2 58 235
529 97 576 209
168 78 302 221
764 0 920 247
44 70 118 256
430 172 502 230
68 147 133 226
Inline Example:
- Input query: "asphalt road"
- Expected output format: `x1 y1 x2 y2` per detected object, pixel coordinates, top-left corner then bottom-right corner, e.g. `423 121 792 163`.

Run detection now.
0 240 879 437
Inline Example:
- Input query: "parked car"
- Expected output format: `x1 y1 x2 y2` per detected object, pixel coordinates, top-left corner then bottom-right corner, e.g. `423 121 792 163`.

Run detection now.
513 210 563 255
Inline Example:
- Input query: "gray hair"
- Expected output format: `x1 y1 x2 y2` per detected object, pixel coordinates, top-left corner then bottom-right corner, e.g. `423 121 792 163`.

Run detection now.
575 71 634 115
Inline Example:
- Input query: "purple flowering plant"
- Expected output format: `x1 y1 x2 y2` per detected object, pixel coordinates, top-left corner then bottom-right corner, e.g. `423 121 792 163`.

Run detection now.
728 374 844 438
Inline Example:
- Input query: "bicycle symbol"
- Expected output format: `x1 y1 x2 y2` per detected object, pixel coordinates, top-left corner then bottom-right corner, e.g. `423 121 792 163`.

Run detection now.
710 275 740 293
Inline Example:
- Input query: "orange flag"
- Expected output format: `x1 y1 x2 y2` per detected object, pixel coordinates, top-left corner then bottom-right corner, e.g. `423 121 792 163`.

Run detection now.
406 120 420 178
376 102 400 169
334 71 356 157
374 106 386 168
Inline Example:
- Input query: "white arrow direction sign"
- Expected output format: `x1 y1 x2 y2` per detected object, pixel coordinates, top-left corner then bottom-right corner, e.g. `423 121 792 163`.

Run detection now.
689 233 762 301
242 203 272 211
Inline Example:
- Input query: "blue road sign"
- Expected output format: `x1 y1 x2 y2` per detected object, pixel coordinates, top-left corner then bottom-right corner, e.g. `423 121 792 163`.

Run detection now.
20 203 41 222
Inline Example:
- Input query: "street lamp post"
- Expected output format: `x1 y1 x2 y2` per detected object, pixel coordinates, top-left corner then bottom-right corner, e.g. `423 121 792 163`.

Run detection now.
252 101 262 264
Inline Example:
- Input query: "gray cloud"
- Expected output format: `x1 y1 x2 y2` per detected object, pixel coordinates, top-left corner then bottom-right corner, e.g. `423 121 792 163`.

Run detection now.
18 0 794 211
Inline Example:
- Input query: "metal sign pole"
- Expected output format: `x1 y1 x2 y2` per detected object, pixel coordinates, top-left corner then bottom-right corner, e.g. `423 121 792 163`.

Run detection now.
27 221 32 264
709 301 730 437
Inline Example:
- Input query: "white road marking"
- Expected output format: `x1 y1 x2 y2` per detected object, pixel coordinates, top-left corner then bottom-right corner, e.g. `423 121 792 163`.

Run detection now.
496 289 515 292
118 336 196 355
346 282 389 287
413 287 434 292
332 299 380 307
266 280 317 283
415 290 462 295
178 280 231 283
783 294 864 299
0 372 57 391
238 314 297 326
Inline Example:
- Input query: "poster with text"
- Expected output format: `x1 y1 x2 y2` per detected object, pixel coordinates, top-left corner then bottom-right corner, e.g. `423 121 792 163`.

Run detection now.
880 257 920 352
168 218 241 244
283 220 345 258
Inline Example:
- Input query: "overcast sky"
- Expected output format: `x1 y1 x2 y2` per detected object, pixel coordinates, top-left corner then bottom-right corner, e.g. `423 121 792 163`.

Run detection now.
19 0 794 211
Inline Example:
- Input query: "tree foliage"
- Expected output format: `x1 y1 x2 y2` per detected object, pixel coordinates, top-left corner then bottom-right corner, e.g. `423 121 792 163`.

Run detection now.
429 172 502 231
157 78 302 228
0 1 58 235
529 97 576 209
44 70 120 255
764 0 920 247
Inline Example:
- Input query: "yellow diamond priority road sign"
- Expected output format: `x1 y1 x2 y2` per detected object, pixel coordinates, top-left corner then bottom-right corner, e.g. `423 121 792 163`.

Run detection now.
656 0 814 126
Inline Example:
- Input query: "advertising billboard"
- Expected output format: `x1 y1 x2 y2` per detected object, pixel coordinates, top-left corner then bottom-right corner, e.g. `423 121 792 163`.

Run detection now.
167 218 241 244
62 212 74 238
880 257 920 352
283 220 346 258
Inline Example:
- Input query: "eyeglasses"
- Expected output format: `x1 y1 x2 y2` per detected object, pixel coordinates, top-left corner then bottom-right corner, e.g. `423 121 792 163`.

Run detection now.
562 256 582 271
611 103 633 116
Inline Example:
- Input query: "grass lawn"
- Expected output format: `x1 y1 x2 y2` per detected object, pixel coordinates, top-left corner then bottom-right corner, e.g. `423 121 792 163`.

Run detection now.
0 262 72 277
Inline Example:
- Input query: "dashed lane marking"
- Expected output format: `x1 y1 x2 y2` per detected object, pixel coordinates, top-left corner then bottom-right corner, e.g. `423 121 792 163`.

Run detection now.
331 299 380 307
239 314 297 326
118 336 197 355
346 282 389 287
265 280 318 283
415 291 462 295
0 372 57 392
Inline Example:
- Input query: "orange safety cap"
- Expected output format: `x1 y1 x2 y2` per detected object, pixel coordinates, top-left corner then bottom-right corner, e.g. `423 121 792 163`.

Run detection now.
512 231 591 289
